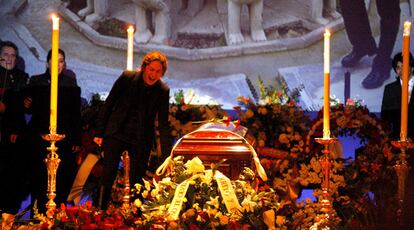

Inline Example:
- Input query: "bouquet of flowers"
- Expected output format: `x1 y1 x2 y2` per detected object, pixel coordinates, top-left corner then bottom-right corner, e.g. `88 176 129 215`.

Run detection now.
133 156 282 229
169 90 228 139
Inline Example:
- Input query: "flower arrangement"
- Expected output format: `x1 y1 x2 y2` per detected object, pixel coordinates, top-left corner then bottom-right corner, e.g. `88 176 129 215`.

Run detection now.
133 156 280 229
15 200 139 229
235 78 311 202
235 80 310 157
169 90 228 139
0 86 402 229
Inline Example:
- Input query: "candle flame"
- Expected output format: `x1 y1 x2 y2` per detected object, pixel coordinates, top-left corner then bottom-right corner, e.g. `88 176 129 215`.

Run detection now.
51 14 60 30
324 29 331 37
127 25 134 33
404 21 411 36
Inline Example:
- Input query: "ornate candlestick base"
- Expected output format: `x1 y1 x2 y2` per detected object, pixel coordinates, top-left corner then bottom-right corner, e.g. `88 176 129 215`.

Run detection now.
391 139 414 224
42 132 65 217
312 137 338 227
122 151 131 207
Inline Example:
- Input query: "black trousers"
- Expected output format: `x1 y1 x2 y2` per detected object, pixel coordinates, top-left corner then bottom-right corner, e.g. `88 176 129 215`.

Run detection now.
0 140 28 214
99 137 151 209
339 0 400 71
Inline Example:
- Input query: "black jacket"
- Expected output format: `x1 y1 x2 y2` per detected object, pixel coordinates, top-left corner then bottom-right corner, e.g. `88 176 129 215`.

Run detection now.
381 78 414 139
0 66 29 141
95 70 172 157
26 71 82 145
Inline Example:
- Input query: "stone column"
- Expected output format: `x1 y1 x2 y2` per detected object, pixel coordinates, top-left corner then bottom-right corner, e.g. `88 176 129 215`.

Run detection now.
85 0 110 27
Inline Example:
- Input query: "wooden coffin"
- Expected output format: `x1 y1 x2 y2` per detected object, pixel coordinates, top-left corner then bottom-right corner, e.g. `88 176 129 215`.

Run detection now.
171 123 253 180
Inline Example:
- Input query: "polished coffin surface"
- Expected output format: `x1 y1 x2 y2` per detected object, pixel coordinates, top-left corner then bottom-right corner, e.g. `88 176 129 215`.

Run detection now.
172 123 253 180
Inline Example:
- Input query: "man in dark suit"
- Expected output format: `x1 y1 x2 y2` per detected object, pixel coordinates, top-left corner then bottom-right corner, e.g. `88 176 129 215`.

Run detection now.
94 51 172 210
339 0 400 89
382 53 414 228
381 52 414 140
0 41 29 214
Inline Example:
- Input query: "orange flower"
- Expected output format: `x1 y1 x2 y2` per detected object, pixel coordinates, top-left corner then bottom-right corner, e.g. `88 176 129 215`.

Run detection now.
245 109 254 119
279 133 289 144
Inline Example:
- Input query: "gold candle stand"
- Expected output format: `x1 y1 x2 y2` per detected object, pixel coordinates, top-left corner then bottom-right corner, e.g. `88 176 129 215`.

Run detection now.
314 137 338 218
42 132 65 216
122 151 131 206
391 139 414 224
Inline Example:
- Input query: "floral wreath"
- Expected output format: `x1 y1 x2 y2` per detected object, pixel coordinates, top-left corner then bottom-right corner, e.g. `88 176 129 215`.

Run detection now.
305 98 392 167
299 98 396 228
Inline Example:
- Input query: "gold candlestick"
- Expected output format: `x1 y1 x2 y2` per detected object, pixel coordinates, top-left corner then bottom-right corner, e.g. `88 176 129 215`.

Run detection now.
314 137 337 222
42 132 65 216
122 151 131 206
391 139 414 224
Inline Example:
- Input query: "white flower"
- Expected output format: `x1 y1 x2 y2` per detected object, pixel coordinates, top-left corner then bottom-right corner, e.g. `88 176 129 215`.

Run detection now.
258 99 267 106
206 196 220 209
241 195 257 212
185 157 205 175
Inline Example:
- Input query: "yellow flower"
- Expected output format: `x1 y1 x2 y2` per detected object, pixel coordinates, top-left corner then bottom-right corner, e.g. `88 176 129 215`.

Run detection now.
134 199 142 208
143 178 151 191
134 183 143 193
151 188 159 198
185 157 205 175
142 190 149 199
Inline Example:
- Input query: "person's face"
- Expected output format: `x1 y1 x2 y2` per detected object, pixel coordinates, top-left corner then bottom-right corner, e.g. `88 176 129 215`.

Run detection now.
0 46 17 70
142 61 164 86
396 61 414 80
47 53 65 75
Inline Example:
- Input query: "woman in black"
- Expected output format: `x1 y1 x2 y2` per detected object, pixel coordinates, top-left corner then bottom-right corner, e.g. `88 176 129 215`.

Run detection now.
25 49 81 213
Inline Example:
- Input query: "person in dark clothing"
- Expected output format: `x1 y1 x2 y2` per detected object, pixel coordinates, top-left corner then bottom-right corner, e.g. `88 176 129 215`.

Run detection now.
381 52 414 140
381 53 414 229
339 0 400 89
0 41 29 214
24 48 81 214
94 51 172 210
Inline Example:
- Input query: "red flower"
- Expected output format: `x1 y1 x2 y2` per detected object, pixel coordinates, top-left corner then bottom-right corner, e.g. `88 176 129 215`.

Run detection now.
81 223 98 230
86 201 93 209
189 223 200 230
233 119 241 127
